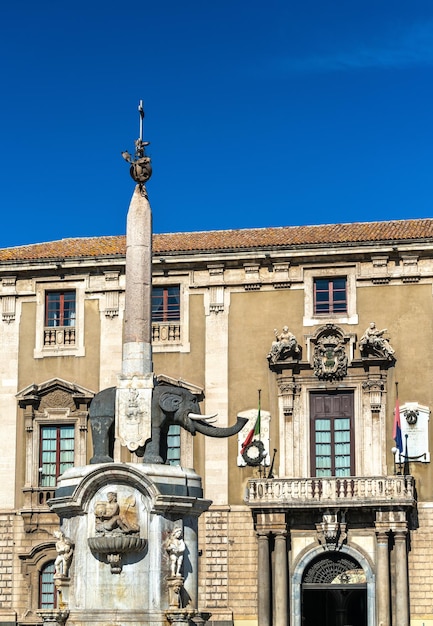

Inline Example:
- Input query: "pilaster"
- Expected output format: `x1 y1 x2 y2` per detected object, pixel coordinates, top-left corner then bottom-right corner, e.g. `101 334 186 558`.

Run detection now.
203 288 230 504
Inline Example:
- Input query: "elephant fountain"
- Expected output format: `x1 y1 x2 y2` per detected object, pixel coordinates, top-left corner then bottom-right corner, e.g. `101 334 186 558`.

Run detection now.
89 381 247 464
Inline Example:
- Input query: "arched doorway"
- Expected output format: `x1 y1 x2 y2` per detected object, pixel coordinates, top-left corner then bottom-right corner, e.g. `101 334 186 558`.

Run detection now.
301 553 367 626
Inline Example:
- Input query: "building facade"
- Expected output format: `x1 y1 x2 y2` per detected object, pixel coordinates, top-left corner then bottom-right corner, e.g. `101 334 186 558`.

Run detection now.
0 218 432 625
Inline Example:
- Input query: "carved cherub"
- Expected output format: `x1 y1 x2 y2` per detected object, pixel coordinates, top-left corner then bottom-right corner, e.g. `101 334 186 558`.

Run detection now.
53 530 74 578
166 527 185 577
94 492 139 534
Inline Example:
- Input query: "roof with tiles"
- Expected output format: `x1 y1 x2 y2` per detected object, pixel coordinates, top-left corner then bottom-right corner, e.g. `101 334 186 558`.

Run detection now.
1 218 433 262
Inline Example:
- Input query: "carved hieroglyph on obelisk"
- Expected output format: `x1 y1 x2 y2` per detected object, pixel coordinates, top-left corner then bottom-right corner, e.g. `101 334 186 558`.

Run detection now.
116 101 154 452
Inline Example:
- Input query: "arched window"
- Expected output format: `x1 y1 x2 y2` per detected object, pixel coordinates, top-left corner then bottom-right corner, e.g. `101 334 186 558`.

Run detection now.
39 561 56 609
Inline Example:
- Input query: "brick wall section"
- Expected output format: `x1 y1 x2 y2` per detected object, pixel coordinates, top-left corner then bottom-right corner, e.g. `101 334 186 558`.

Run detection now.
226 508 257 618
409 505 433 617
0 514 14 610
199 507 257 621
200 508 230 611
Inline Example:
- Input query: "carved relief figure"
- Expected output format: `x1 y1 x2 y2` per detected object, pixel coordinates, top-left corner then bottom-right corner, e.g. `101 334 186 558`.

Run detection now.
53 530 74 578
126 389 142 423
267 326 300 364
94 492 139 535
166 527 185 577
360 322 395 360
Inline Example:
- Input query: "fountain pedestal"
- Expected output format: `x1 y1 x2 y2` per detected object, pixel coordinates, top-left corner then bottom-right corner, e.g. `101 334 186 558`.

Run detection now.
49 463 211 626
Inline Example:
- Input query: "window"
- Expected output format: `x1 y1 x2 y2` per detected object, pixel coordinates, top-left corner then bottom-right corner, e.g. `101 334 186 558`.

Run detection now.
44 291 76 347
310 392 354 477
152 286 180 322
39 425 75 487
34 281 85 358
39 561 56 608
166 424 181 466
152 286 181 344
314 278 347 315
304 268 357 326
45 291 76 326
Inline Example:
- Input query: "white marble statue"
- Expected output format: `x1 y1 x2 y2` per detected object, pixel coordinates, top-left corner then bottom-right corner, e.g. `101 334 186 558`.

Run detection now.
54 530 74 578
166 528 185 577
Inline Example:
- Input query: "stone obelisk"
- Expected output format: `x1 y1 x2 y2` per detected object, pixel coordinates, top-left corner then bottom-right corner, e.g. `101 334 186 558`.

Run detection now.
122 183 153 376
116 102 155 453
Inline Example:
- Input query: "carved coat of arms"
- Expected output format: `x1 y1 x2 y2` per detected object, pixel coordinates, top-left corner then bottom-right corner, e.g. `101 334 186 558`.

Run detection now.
313 336 348 381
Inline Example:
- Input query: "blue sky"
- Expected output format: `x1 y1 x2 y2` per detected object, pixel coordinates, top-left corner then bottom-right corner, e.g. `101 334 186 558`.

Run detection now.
1 1 433 248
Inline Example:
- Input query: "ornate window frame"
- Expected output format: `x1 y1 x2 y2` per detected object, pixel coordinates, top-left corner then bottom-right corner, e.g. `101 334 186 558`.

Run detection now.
17 379 93 514
34 278 86 359
151 276 190 353
19 542 57 618
303 266 358 327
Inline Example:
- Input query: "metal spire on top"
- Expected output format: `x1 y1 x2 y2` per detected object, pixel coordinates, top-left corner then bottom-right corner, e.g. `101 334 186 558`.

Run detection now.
121 100 152 185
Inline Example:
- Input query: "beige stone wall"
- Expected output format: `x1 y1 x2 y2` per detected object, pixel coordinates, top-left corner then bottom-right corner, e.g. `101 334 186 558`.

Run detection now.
0 513 14 616
17 301 101 393
409 504 433 621
10 508 62 622
198 507 257 624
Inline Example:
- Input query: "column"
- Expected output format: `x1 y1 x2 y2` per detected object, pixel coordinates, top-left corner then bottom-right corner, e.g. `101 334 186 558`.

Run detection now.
274 532 288 626
393 529 409 626
203 287 230 504
257 532 271 626
183 516 198 609
375 529 390 626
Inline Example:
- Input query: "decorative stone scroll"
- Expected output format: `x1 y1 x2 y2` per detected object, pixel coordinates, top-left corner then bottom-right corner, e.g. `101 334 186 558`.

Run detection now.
1 276 17 323
36 609 69 626
362 378 385 412
316 512 347 551
277 378 301 416
207 264 225 313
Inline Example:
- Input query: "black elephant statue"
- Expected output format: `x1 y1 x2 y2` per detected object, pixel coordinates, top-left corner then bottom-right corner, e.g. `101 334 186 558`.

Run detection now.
89 382 248 465
89 386 116 464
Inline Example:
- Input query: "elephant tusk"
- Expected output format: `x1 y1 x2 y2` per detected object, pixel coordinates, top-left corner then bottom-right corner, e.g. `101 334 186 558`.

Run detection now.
188 413 218 422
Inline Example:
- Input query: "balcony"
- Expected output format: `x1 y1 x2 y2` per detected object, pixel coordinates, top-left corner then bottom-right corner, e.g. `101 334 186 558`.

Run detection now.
246 475 415 510
152 321 181 344
44 326 76 346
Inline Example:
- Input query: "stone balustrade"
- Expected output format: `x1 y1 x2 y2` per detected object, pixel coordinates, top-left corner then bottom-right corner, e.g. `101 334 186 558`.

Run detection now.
44 326 76 346
152 322 181 343
246 475 415 509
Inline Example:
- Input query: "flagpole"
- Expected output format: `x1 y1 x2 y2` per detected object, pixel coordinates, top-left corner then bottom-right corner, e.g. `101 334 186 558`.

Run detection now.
258 389 261 443
395 382 402 474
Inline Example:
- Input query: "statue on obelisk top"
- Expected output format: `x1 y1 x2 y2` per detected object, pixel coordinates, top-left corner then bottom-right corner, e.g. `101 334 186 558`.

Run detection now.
116 101 154 453
121 100 152 188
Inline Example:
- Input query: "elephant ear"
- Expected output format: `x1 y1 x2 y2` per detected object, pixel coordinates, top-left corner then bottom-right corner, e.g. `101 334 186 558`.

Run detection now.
159 390 182 414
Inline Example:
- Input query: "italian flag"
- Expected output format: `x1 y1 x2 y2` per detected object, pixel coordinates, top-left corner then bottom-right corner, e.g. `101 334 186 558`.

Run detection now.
241 393 261 454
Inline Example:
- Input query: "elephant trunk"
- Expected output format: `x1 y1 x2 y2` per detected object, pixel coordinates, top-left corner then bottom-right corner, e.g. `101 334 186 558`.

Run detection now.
191 416 248 438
